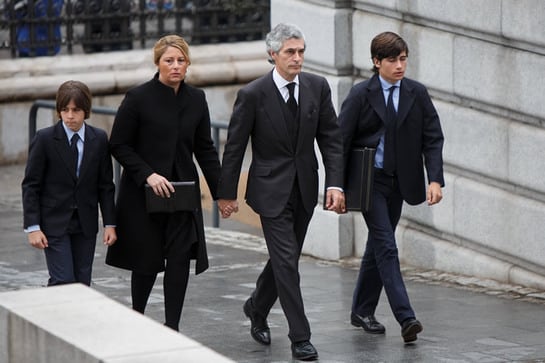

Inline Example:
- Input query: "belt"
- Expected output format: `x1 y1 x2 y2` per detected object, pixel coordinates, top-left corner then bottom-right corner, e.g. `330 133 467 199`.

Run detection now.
374 167 395 177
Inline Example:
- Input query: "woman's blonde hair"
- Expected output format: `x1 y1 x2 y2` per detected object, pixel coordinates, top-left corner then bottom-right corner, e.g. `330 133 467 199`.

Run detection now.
153 34 191 66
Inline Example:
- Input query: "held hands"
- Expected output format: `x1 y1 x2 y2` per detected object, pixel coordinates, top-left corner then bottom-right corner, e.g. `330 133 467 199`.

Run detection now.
427 182 443 206
28 230 48 249
325 189 346 214
218 199 239 218
146 173 175 198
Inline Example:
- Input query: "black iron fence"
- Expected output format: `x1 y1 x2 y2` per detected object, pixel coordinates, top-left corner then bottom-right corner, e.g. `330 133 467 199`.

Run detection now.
1 0 269 58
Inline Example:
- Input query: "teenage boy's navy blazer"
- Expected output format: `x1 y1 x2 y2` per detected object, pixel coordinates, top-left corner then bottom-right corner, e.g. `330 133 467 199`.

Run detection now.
338 74 444 205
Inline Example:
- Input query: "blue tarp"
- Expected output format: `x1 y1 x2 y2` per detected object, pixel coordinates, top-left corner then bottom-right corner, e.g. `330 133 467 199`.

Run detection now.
11 0 63 57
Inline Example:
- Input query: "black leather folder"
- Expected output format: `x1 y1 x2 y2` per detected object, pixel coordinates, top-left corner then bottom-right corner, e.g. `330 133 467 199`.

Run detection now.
144 181 198 213
344 148 376 212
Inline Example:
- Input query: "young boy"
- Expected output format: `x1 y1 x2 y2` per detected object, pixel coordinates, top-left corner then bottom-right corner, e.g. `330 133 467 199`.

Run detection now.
22 80 117 286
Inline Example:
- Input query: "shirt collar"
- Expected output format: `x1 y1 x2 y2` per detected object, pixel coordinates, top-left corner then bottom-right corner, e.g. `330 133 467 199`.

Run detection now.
62 122 85 141
378 75 401 90
272 68 299 90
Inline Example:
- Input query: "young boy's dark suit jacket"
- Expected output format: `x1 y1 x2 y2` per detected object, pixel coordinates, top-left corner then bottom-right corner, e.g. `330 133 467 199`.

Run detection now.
22 121 116 239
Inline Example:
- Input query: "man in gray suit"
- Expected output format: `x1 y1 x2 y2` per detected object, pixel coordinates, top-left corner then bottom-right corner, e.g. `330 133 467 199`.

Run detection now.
218 23 345 361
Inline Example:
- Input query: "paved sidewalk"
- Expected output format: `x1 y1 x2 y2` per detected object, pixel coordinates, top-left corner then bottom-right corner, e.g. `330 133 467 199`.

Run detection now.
2 163 545 362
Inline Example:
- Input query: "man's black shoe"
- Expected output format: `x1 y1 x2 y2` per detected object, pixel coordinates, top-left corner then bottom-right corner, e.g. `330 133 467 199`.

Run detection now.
291 340 318 361
351 313 386 334
401 318 423 343
243 298 271 345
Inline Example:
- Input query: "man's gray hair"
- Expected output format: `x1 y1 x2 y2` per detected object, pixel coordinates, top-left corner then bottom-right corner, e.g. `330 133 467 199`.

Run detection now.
265 23 306 64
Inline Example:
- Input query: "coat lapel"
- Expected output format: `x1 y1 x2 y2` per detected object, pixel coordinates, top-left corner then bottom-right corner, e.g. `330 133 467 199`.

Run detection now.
296 74 313 150
176 82 190 116
77 124 95 181
53 121 78 181
260 73 293 150
397 79 415 128
367 75 388 125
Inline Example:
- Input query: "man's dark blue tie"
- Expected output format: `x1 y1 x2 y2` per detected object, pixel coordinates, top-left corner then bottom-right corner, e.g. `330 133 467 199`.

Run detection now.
383 86 397 175
71 133 79 177
286 82 298 117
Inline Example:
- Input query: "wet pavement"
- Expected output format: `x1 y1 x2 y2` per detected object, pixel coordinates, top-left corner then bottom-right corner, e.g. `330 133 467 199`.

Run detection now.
2 163 545 362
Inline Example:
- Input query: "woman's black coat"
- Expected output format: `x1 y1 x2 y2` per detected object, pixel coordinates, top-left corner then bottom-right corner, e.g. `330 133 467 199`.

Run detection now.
106 74 220 274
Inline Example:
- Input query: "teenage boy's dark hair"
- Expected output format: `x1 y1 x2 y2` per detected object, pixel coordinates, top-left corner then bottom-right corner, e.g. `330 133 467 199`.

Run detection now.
370 31 409 74
56 80 92 119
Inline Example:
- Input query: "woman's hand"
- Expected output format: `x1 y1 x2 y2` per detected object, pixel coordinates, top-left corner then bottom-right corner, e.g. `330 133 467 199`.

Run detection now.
218 199 239 218
146 173 175 198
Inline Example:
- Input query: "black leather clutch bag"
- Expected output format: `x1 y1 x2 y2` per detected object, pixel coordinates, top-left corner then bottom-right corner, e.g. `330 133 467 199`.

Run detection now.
144 181 198 213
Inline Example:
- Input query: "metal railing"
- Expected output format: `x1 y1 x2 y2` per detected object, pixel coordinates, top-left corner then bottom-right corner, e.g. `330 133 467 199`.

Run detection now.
1 0 270 58
28 99 228 227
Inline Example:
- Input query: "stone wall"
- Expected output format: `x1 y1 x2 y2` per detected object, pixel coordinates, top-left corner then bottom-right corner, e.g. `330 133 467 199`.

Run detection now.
274 0 545 289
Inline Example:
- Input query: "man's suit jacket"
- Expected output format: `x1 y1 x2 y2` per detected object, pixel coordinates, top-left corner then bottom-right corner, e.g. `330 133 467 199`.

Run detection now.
338 74 444 205
22 121 116 238
218 70 344 218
